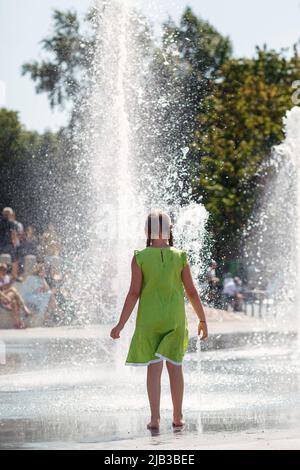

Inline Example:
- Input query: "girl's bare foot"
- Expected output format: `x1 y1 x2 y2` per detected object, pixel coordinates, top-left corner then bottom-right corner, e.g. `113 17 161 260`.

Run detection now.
172 416 185 428
147 418 160 430
14 321 26 329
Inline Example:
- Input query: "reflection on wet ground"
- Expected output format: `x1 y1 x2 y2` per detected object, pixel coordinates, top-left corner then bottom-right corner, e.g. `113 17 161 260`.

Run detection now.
0 334 300 449
1 407 300 450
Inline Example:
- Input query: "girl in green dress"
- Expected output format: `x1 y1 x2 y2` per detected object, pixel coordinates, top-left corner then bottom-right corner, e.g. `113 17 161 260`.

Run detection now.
110 210 208 430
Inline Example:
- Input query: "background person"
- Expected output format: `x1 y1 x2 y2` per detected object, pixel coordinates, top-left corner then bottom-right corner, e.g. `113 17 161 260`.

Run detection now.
0 207 18 280
17 225 39 277
39 223 61 275
0 263 31 329
222 273 238 310
233 276 244 312
17 263 53 321
10 211 24 244
205 260 220 306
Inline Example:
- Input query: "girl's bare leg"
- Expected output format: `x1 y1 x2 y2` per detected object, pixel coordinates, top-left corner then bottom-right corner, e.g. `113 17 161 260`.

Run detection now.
147 361 163 429
166 362 185 426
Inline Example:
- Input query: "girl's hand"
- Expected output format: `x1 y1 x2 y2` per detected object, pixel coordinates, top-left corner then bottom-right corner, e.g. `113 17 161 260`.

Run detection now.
110 324 123 339
198 321 208 340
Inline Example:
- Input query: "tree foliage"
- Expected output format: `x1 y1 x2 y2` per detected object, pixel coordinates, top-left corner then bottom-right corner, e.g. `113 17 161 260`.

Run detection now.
193 47 300 260
22 10 96 108
0 108 69 230
0 109 24 163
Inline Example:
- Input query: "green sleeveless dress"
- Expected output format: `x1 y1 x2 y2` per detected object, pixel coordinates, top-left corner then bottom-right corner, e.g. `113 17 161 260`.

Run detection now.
125 246 189 366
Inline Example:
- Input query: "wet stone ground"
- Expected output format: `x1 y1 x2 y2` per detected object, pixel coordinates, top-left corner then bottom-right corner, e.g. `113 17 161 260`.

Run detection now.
0 330 300 449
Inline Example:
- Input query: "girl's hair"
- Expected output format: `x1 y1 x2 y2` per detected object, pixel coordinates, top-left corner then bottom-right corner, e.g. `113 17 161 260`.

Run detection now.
145 210 173 247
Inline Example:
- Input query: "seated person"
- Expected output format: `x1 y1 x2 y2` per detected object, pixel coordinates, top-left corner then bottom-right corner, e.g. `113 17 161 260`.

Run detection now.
17 263 53 318
17 225 39 278
0 263 31 329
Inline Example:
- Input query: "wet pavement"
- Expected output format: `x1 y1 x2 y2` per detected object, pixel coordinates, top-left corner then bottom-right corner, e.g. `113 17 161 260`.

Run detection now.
0 325 300 449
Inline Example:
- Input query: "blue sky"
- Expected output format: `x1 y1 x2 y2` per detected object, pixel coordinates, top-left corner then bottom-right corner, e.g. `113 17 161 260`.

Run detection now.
1 0 300 132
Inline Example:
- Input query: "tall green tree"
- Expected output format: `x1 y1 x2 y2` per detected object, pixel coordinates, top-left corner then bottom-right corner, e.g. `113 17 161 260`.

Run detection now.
0 108 24 163
22 9 96 109
193 46 300 261
0 108 66 229
22 6 150 115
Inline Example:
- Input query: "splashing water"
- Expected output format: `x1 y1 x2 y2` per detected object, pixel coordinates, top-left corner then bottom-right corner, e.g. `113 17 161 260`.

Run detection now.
276 107 300 334
66 0 210 326
175 203 210 290
244 106 300 326
69 0 146 325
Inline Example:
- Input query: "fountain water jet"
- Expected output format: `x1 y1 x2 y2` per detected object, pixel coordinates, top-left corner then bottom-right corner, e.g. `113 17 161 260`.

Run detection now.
67 0 210 327
276 106 300 335
69 0 147 325
244 106 300 331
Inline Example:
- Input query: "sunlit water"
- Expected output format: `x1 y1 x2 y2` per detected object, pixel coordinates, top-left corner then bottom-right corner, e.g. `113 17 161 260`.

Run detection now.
1 334 300 449
1 1 300 450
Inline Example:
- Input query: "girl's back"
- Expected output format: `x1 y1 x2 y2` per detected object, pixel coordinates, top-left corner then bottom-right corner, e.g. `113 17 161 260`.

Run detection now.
135 246 187 291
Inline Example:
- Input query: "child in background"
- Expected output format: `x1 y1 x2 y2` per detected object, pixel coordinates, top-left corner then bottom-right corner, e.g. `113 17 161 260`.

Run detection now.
110 210 208 431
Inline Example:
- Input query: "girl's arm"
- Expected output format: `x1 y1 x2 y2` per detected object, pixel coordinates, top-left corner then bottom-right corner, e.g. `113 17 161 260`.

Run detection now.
110 256 142 339
181 263 208 340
